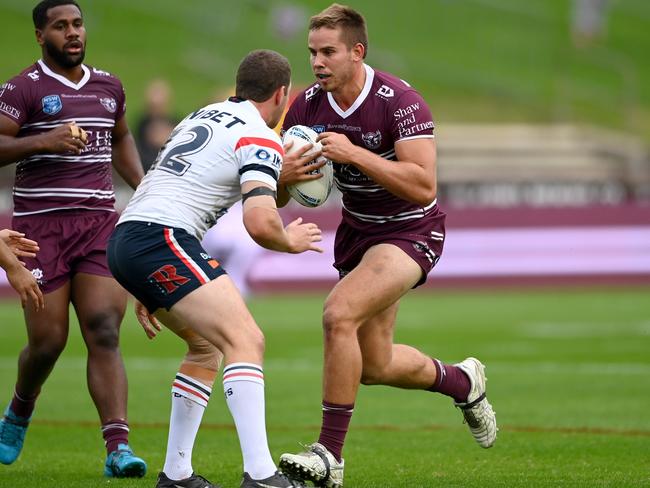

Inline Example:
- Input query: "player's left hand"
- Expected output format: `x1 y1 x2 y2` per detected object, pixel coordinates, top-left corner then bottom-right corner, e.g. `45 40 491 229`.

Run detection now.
279 139 326 186
5 263 43 311
317 131 358 164
0 229 39 262
134 299 162 339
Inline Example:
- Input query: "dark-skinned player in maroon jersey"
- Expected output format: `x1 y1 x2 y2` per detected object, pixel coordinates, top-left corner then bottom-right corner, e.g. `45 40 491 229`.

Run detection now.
0 0 146 477
277 4 497 486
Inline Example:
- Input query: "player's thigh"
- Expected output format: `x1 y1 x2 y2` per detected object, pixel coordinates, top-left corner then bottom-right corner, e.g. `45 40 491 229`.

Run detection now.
357 301 399 368
23 283 71 350
157 273 260 350
326 243 421 323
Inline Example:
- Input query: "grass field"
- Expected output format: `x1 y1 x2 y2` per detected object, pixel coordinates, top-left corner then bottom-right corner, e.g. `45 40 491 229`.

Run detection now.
0 287 649 487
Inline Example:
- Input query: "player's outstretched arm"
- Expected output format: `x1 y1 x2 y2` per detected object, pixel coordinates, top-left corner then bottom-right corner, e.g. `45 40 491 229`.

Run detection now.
0 115 87 166
111 116 144 189
0 238 43 311
241 181 323 254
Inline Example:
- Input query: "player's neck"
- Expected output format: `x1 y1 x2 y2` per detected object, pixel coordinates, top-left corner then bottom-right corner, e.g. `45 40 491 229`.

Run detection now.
41 56 85 83
332 66 366 111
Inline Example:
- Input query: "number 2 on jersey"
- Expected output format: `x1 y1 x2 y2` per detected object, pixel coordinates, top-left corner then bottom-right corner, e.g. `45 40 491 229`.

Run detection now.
157 124 213 176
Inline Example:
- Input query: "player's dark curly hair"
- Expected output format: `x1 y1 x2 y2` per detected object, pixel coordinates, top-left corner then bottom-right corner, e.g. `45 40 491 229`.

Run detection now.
33 0 82 29
309 3 368 58
236 50 291 102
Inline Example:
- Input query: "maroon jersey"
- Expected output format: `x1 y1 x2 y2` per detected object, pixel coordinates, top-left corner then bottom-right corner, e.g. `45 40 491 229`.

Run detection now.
283 65 436 229
0 60 127 216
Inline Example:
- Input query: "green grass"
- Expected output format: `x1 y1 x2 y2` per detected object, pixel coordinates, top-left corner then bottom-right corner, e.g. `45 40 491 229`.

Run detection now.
1 1 649 140
0 287 649 487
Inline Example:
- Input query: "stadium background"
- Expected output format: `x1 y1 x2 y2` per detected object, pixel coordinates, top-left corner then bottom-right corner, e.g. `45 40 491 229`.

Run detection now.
0 1 649 486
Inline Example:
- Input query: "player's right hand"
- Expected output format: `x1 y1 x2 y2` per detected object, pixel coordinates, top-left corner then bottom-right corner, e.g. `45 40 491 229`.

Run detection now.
41 122 88 154
5 263 44 311
134 299 162 339
279 139 326 186
284 217 323 253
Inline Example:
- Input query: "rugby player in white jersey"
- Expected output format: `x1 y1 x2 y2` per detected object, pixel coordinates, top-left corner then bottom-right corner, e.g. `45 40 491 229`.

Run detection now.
107 50 320 488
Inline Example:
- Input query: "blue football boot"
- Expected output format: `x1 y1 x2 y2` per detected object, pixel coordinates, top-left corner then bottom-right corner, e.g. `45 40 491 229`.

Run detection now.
0 407 30 465
104 443 147 477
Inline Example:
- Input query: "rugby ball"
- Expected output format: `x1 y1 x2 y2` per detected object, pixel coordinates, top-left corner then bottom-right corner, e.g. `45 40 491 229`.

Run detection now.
282 125 333 208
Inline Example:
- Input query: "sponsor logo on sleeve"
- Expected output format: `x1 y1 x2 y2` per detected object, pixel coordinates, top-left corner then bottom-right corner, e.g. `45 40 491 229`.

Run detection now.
394 102 434 138
27 70 40 81
41 94 62 115
362 130 382 149
0 101 21 119
0 83 16 98
100 97 117 113
92 67 111 76
305 83 321 101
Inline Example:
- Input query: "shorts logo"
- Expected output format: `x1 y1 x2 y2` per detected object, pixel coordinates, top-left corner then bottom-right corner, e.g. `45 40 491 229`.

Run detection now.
42 95 62 115
362 130 382 149
148 264 190 294
100 97 117 113
31 268 44 284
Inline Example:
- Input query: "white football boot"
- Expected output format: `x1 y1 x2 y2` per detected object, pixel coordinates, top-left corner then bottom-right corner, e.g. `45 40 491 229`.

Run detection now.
279 442 344 487
454 357 498 448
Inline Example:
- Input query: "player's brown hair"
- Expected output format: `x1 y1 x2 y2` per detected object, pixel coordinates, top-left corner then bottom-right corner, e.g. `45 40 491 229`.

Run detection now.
33 0 82 29
309 3 368 58
236 50 291 102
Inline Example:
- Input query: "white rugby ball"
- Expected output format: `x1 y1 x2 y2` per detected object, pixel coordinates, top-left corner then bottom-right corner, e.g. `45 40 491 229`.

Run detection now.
282 125 333 208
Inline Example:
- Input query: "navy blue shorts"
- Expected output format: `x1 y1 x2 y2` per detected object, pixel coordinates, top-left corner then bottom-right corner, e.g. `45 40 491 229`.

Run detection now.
107 221 226 313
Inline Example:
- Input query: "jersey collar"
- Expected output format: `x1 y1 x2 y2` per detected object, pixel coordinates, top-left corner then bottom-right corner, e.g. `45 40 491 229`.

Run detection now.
326 64 374 119
37 59 90 90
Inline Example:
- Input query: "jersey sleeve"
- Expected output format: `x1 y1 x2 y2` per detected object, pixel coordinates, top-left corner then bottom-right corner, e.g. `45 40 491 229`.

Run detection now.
390 90 435 142
234 129 284 189
114 78 127 121
0 75 32 127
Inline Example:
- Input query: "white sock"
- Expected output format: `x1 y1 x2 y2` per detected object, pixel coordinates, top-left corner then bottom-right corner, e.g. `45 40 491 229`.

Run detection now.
223 362 276 480
163 372 212 480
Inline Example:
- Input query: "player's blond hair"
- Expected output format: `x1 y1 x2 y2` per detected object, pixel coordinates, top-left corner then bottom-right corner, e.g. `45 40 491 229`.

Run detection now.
309 3 368 59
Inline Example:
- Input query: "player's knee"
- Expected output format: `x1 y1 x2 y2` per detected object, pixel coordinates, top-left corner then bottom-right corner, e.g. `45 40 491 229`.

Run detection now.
323 301 357 338
28 339 66 366
244 327 265 356
83 312 121 349
185 340 222 372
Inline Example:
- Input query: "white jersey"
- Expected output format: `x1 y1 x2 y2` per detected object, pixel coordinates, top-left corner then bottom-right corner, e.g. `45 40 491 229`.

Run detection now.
119 98 283 239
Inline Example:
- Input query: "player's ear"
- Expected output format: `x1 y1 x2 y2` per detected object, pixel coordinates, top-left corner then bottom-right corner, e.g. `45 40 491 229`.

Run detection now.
275 85 287 105
35 29 45 46
351 42 365 62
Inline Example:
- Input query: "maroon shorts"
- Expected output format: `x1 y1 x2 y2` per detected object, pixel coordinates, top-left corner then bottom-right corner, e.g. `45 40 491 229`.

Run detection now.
334 207 446 287
12 210 119 294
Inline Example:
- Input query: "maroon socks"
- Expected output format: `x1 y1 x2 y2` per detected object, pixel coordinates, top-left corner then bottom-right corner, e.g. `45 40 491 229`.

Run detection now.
102 419 130 454
318 401 354 462
427 358 471 403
